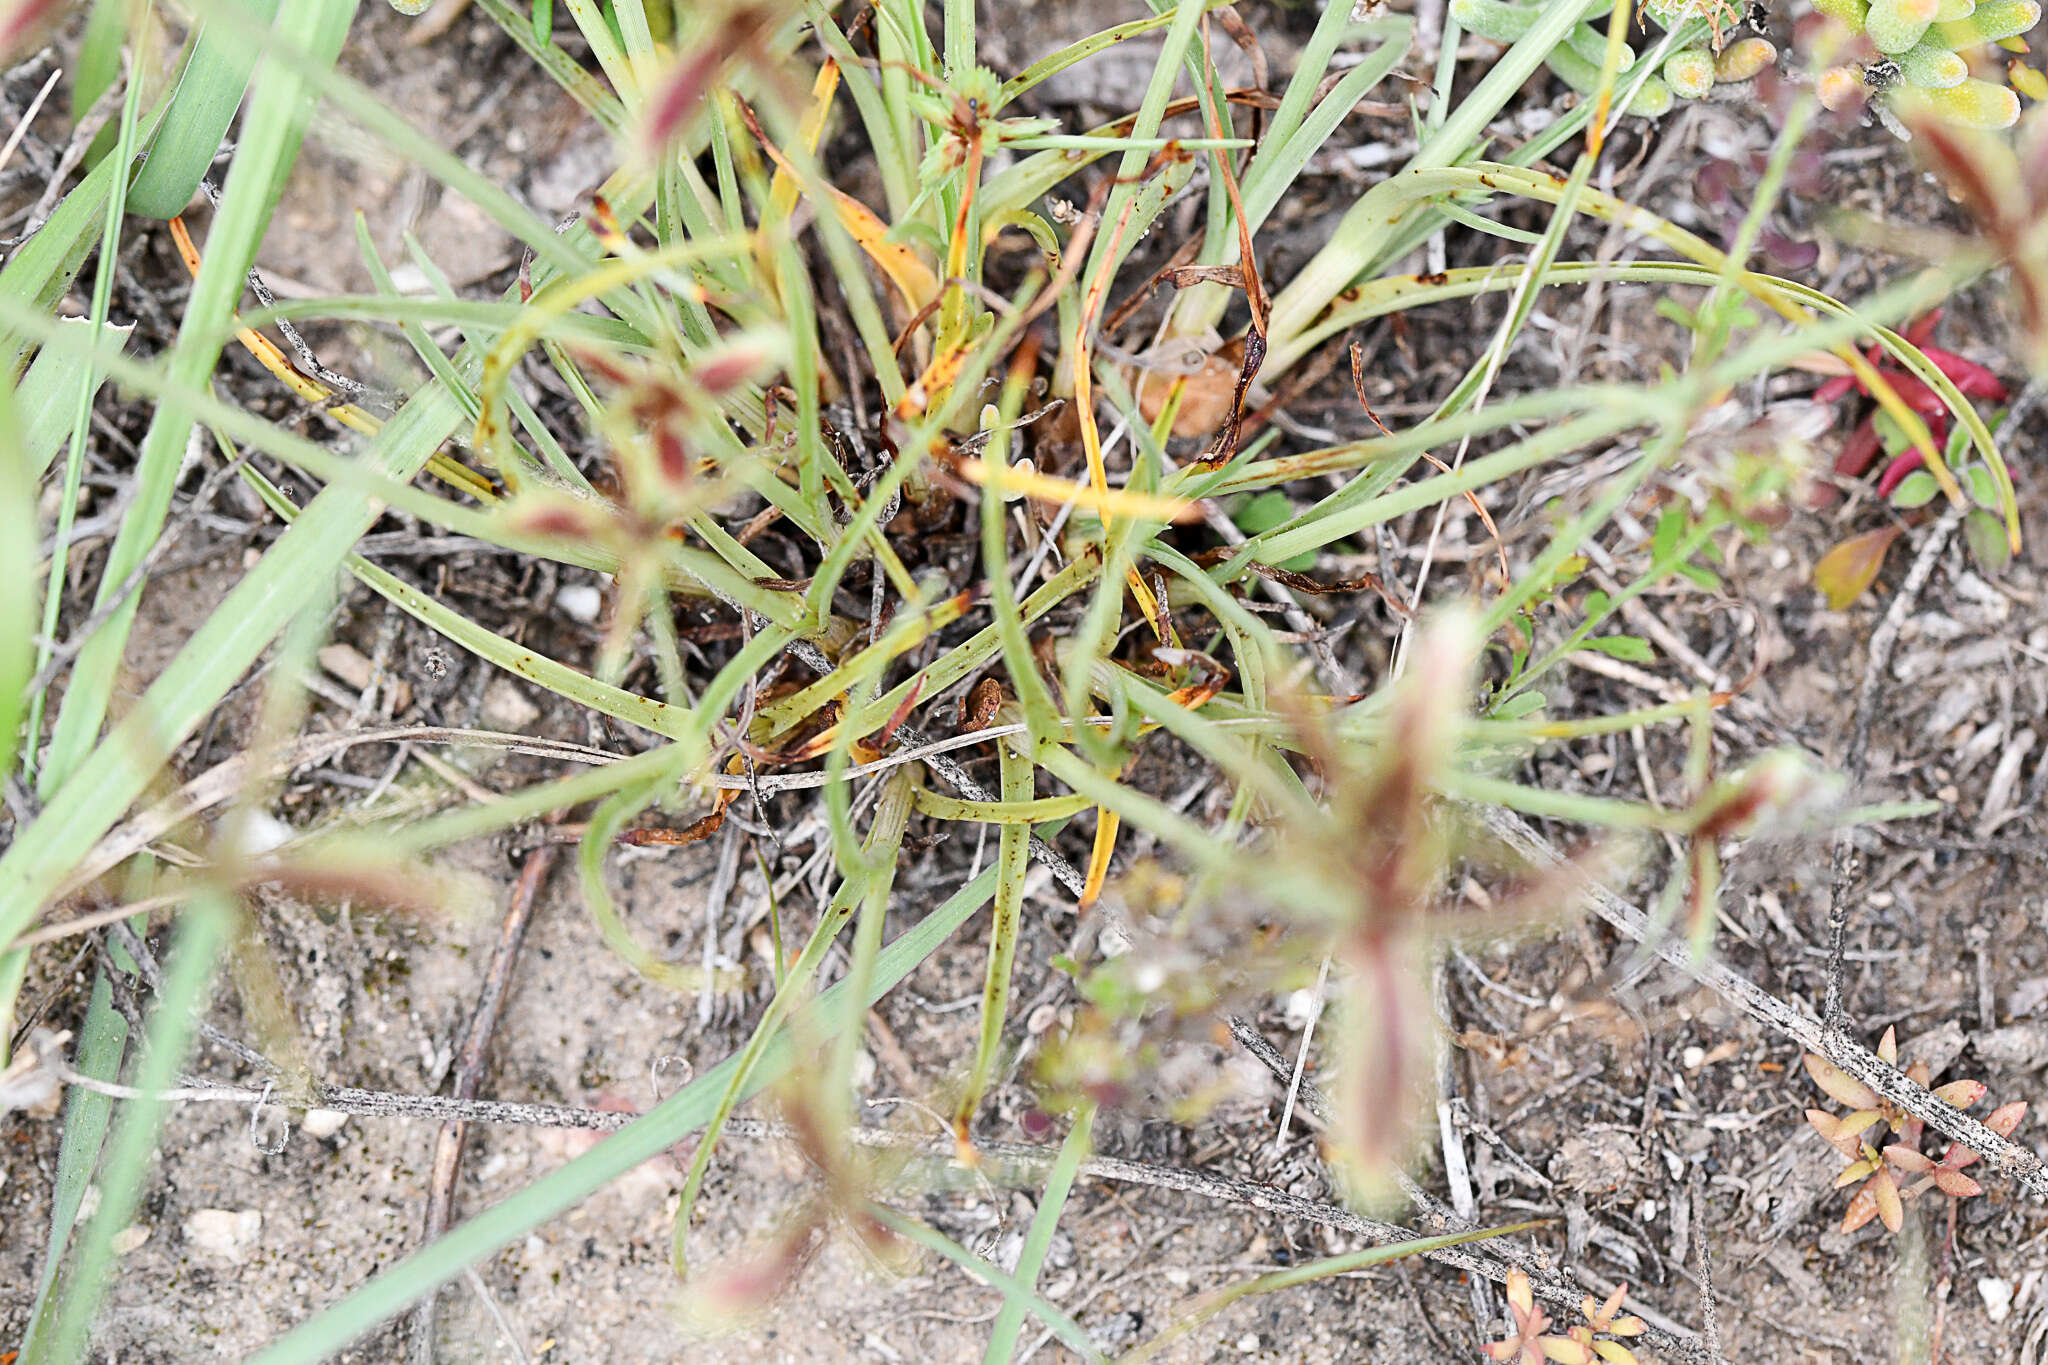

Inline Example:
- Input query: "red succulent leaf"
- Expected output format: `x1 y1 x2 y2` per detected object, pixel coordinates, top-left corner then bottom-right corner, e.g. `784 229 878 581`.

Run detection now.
1843 1167 1905 1234
1932 1078 1988 1109
1812 413 1883 507
1807 1108 1869 1159
1815 374 1859 405
1920 345 2009 400
1836 367 1947 417
1986 1100 2029 1138
1904 310 1943 346
1876 449 1925 498
1579 1285 1643 1335
1487 1272 1595 1365
1933 1168 1985 1199
1884 1144 1935 1174
1806 1054 1882 1113
1832 415 1884 479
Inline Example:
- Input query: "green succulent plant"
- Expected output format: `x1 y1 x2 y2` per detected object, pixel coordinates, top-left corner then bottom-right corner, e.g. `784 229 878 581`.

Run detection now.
1815 0 2041 129
1450 0 1779 119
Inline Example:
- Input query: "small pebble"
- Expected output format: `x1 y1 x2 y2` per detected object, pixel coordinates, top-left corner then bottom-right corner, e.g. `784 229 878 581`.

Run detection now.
556 583 603 623
184 1208 262 1265
481 677 541 732
1237 1334 1260 1353
1681 1045 1705 1070
300 1108 349 1139
1979 1276 2015 1323
111 1224 151 1255
1283 988 1319 1029
235 810 293 856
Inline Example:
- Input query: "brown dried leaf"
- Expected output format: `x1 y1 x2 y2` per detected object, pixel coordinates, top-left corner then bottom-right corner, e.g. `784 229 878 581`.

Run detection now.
1815 525 1903 610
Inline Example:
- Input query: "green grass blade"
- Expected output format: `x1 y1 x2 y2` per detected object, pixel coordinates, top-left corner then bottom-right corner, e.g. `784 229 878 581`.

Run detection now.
473 0 626 134
1264 0 1592 359
996 8 1210 110
24 0 159 791
27 895 229 1365
872 1204 1104 1364
1119 1223 1535 1363
15 320 132 480
668 762 916 1269
958 733 1034 1129
0 190 659 954
16 970 132 1361
0 369 470 945
0 96 161 378
983 1103 1096 1364
0 360 37 781
126 0 285 218
72 0 129 121
38 0 357 795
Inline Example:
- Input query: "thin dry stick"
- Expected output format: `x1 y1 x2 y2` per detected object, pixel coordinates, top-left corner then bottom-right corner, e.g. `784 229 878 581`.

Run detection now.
1480 802 2048 1201
1271 952 1328 1155
0 66 61 177
1823 508 1961 1033
1690 1165 1720 1361
406 841 558 1365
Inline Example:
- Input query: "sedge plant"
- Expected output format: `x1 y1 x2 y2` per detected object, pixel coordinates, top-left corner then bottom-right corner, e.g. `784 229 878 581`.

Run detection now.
0 0 2027 1358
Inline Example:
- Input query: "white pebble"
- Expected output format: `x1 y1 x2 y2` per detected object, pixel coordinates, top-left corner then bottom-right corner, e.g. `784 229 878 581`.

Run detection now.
299 1108 349 1139
184 1208 262 1264
235 810 294 856
1980 1277 2015 1323
556 583 603 623
1682 1045 1705 1070
1237 1334 1260 1353
111 1224 151 1255
1284 989 1321 1030
481 678 542 732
